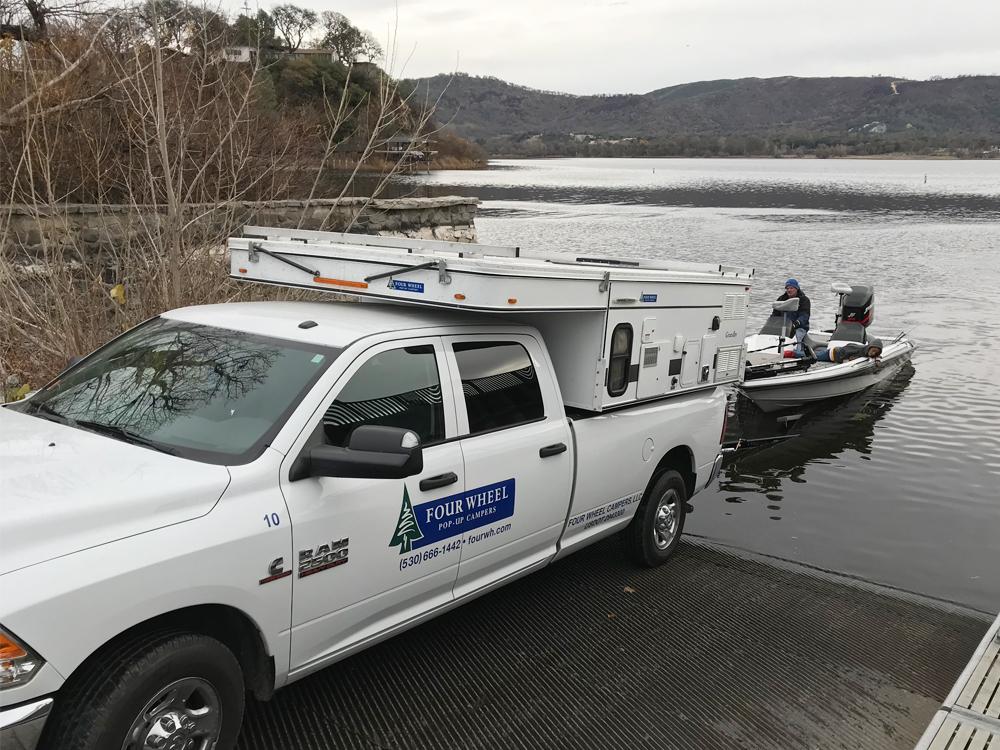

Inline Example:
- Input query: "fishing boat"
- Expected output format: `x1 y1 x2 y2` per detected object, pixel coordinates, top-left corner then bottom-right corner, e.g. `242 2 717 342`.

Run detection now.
740 283 915 412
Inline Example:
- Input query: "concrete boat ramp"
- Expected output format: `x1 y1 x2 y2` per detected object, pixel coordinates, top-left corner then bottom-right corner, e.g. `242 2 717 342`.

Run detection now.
237 538 992 750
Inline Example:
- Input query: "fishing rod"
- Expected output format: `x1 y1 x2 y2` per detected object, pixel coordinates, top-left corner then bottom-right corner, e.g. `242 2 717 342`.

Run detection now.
747 341 789 355
889 325 918 345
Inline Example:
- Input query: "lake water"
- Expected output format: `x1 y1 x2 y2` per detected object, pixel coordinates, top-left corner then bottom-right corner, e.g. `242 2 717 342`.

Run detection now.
399 158 1000 613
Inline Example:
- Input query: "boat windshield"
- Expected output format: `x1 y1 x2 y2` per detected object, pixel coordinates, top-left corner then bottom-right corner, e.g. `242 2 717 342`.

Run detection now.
759 314 792 337
11 317 339 464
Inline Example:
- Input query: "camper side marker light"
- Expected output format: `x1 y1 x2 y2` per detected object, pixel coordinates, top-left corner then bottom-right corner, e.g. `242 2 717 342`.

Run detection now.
314 277 369 289
508 298 518 305
238 268 247 274
454 293 466 301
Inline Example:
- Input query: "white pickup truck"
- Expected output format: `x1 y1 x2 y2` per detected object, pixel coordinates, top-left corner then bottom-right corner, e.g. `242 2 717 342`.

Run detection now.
0 300 727 750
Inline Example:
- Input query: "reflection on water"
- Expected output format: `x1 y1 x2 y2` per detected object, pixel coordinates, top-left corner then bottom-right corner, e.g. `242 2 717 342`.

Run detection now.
722 363 916 505
403 157 1000 612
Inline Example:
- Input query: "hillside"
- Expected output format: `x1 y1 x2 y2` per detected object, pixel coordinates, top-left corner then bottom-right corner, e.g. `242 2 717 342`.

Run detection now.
404 74 1000 156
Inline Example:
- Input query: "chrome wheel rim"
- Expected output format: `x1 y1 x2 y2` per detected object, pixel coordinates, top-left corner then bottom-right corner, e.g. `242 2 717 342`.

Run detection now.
652 489 680 550
122 677 221 750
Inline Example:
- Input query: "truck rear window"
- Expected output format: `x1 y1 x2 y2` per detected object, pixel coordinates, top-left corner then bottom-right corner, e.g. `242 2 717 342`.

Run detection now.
453 342 544 434
14 318 339 465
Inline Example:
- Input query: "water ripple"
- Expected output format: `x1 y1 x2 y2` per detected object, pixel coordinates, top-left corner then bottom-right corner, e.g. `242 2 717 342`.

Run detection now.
407 157 1000 612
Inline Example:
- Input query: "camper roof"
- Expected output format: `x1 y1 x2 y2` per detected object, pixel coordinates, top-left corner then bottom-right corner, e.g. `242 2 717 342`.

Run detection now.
229 227 754 313
237 226 755 280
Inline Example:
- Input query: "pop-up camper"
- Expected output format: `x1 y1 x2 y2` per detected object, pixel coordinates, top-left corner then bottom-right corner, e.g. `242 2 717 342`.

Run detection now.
229 227 756 412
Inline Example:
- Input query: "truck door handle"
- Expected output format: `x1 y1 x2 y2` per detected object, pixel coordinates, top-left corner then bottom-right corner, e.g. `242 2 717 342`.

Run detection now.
539 443 567 458
419 472 459 491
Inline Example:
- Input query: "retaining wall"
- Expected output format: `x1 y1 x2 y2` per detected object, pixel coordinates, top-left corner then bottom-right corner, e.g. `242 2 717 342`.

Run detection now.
2 197 479 259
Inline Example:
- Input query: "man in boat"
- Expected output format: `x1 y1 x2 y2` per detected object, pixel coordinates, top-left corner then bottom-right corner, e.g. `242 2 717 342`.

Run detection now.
816 337 884 363
774 278 811 357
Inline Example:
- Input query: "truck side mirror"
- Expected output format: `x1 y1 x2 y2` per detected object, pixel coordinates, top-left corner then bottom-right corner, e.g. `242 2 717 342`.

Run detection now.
306 425 423 480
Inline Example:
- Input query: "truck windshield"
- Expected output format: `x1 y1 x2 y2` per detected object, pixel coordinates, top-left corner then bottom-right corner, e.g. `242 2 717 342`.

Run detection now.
13 317 339 464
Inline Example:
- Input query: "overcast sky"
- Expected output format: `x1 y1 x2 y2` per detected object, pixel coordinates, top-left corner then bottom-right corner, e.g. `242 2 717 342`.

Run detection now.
291 0 1000 95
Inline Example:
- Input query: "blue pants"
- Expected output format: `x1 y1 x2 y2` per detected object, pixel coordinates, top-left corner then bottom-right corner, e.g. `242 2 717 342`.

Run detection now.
791 328 807 357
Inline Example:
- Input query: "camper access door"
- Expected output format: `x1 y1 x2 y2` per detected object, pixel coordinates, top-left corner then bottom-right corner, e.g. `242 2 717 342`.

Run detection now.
596 282 748 411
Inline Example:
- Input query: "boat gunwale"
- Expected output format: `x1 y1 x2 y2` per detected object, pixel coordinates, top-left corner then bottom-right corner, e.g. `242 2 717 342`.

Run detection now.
740 339 914 392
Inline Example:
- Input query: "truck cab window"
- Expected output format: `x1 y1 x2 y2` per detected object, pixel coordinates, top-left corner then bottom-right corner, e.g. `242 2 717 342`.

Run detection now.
453 341 544 434
323 345 444 446
607 323 633 397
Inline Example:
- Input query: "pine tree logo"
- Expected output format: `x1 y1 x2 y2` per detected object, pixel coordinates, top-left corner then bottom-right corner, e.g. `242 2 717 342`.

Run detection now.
389 486 424 554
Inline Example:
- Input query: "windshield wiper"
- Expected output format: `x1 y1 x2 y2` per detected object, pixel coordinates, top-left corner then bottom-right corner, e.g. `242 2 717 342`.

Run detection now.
30 401 77 426
26 405 177 455
73 420 178 455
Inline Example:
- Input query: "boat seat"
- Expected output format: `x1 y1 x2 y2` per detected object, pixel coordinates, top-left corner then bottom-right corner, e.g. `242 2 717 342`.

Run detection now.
830 321 867 344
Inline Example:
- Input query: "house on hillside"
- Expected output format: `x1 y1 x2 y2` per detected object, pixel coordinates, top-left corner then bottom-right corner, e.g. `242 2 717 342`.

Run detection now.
377 134 436 166
282 48 336 62
220 46 255 64
218 46 337 65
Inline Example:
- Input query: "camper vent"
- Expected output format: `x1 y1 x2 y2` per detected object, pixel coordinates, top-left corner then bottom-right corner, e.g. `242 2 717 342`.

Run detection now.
715 346 743 381
723 293 749 320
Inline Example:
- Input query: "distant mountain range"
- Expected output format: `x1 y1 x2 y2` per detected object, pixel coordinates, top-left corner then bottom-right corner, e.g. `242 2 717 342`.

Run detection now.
406 74 1000 152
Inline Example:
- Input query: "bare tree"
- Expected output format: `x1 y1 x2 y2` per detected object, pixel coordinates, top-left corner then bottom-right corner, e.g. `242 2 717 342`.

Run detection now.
0 0 92 40
359 30 382 62
2 3 295 381
1 2 449 392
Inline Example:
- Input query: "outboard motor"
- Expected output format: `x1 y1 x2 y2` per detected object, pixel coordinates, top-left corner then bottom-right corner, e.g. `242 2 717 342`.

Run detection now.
831 284 874 343
840 285 874 326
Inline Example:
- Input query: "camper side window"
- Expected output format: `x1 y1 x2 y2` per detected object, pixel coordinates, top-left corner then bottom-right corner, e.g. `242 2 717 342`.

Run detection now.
607 323 633 397
453 341 544 434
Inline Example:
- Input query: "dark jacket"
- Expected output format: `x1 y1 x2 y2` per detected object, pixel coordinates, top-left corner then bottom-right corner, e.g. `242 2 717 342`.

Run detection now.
820 342 878 363
775 290 811 331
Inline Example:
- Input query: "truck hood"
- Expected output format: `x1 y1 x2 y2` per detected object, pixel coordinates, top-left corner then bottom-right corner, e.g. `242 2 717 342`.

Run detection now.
0 407 231 575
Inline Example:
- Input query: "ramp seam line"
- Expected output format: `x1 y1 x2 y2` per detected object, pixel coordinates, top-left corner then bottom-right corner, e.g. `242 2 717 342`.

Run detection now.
944 706 1000 736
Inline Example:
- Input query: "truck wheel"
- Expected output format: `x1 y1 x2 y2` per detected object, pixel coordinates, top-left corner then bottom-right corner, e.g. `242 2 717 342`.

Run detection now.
42 631 245 750
622 469 687 567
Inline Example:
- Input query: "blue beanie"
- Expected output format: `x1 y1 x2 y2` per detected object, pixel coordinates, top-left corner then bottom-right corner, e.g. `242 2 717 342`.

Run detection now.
784 278 800 289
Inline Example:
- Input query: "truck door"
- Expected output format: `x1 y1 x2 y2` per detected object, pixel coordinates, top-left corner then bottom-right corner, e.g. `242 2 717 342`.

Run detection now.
280 337 466 674
442 334 573 598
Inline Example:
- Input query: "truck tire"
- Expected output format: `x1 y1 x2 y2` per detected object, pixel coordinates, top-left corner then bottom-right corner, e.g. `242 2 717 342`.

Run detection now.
621 469 687 567
42 631 245 750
